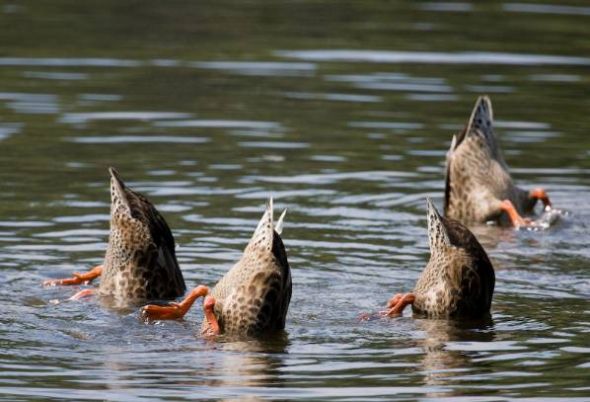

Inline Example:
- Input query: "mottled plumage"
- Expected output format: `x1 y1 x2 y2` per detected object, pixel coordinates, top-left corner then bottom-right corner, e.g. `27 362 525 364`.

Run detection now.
412 199 495 318
99 168 186 305
202 200 292 336
444 96 547 225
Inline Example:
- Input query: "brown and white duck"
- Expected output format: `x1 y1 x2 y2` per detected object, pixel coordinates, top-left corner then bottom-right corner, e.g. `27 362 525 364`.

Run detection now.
444 96 552 227
384 199 495 318
142 199 291 337
44 168 186 305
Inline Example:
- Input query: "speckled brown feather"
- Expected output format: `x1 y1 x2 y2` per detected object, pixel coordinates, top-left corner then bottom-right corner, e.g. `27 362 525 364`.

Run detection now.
412 199 495 318
444 96 536 224
98 168 186 305
202 200 292 336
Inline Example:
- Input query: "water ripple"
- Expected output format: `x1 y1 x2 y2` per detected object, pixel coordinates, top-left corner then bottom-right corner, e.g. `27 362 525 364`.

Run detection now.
59 112 192 124
190 61 316 77
277 50 590 66
503 3 590 16
0 57 141 67
68 136 210 144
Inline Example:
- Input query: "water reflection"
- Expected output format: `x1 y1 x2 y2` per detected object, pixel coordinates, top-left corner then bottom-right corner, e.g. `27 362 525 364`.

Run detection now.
213 335 288 392
416 317 495 397
97 334 289 401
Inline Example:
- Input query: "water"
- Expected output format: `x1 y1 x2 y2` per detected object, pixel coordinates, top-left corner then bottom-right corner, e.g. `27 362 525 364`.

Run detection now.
1 1 590 400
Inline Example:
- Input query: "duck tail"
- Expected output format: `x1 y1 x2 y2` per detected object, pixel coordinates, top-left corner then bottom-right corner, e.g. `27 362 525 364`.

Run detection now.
248 197 275 250
466 96 497 147
467 96 493 132
426 198 451 252
275 208 287 235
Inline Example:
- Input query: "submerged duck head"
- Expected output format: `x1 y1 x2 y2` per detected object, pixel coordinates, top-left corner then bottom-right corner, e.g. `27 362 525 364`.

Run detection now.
142 197 291 337
204 198 291 337
419 198 495 317
380 198 495 319
101 167 185 303
444 96 553 227
42 168 185 301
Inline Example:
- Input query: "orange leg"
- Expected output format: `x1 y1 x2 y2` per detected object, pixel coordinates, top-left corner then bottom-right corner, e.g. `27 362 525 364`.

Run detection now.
142 285 209 320
70 288 96 300
43 265 103 287
201 295 220 336
359 293 408 321
500 200 531 227
384 293 415 317
387 293 403 309
530 187 552 209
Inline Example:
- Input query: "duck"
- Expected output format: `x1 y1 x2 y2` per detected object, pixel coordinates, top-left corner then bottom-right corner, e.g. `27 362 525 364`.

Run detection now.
384 198 495 318
444 96 552 227
44 167 186 305
142 199 292 338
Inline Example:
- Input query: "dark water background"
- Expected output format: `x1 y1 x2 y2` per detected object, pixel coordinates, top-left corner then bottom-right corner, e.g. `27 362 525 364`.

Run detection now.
1 1 589 400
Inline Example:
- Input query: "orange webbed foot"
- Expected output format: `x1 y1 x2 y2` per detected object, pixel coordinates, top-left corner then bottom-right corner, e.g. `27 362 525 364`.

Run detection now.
499 200 537 228
43 265 103 287
201 295 220 337
382 293 415 317
142 302 185 320
386 293 403 309
359 293 414 321
530 187 552 210
142 285 209 321
70 288 96 300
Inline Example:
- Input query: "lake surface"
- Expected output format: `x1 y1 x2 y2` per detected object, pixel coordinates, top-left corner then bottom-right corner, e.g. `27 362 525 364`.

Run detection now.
1 1 589 400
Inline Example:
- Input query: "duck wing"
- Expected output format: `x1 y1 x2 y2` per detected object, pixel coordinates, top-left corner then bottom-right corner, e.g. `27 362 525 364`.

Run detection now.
140 192 186 298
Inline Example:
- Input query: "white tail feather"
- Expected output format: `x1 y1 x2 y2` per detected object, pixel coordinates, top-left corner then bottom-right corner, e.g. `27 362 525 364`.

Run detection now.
275 209 287 235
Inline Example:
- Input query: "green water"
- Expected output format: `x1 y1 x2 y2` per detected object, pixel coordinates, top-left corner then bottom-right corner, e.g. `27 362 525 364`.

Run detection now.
1 1 589 400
